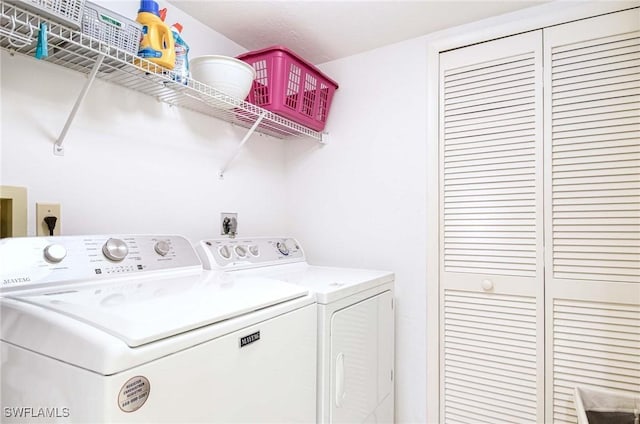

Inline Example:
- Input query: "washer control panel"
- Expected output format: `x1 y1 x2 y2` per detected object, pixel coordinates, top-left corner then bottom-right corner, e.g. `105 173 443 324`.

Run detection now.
197 237 305 270
0 235 202 293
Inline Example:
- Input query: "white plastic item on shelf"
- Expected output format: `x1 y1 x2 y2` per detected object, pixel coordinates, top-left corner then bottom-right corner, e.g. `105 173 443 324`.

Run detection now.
190 55 256 109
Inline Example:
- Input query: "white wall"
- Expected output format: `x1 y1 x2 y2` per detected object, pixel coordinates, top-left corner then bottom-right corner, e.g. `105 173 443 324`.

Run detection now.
285 37 428 423
1 0 289 241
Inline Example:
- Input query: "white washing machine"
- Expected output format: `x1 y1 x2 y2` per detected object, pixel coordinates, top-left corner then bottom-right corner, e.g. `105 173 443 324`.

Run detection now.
0 234 317 423
197 237 395 423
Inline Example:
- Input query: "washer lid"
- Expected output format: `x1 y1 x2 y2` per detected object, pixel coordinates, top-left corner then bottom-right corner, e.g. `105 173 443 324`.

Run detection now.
7 272 308 347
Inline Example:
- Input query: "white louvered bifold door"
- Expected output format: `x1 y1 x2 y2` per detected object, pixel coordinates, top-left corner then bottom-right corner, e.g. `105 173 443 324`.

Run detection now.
543 9 640 424
439 31 545 423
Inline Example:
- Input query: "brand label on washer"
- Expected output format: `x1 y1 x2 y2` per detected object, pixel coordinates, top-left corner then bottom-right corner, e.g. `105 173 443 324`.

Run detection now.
240 331 260 348
118 376 150 413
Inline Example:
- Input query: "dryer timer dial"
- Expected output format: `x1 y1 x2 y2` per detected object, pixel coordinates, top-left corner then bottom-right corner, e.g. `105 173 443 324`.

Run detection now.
284 239 298 251
276 241 289 256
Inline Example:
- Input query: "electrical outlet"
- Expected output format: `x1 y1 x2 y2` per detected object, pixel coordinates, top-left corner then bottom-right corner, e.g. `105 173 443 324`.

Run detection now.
220 212 238 237
36 203 61 236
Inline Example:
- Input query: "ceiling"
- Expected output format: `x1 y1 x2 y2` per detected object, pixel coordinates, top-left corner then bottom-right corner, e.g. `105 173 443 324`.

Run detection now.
171 1 548 64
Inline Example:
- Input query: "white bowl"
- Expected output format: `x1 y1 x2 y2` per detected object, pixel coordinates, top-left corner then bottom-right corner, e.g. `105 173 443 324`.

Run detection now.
190 55 256 106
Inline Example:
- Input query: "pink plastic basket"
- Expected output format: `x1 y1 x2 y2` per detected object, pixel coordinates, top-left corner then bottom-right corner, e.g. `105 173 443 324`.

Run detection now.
237 46 339 132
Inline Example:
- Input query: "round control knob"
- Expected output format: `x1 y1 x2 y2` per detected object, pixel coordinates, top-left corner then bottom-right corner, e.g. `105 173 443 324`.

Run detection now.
218 245 232 260
248 245 260 257
102 238 129 262
481 279 494 291
234 245 247 258
154 240 171 256
276 241 289 256
285 238 298 252
44 243 67 263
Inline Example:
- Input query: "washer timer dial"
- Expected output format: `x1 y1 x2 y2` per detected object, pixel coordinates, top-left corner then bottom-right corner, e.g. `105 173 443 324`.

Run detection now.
102 238 129 262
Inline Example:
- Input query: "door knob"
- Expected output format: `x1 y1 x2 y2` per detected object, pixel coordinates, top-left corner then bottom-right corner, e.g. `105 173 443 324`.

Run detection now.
481 279 494 291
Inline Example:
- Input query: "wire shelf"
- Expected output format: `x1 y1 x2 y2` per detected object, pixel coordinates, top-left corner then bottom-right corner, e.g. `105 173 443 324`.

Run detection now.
0 0 325 142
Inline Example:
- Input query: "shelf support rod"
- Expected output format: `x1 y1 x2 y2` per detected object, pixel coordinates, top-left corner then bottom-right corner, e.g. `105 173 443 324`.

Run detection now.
54 53 105 156
218 112 267 178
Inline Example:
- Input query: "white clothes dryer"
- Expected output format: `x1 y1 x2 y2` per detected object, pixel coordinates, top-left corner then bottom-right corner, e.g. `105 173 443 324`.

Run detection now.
197 237 395 424
0 235 317 423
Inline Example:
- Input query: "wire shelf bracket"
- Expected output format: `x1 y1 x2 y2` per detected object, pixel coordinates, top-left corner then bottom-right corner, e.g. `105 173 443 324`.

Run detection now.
218 112 267 179
54 51 105 156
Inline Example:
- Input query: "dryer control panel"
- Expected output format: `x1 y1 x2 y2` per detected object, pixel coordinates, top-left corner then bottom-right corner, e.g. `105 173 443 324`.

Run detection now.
0 235 202 293
197 237 305 270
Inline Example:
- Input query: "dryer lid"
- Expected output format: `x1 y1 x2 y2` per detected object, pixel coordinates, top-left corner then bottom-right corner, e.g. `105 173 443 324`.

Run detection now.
7 272 308 347
284 266 393 304
235 263 394 304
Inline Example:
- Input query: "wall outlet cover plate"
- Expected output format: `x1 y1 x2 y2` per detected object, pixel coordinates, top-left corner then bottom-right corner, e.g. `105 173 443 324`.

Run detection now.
36 203 61 236
220 212 238 236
